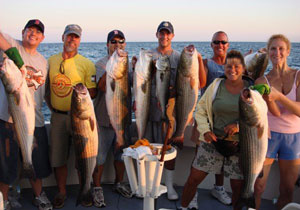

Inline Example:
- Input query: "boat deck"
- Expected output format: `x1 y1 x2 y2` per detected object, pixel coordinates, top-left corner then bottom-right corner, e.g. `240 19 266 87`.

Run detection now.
16 184 275 210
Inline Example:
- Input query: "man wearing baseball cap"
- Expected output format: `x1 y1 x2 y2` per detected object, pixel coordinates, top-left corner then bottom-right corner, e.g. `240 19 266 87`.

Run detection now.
0 19 52 210
91 29 132 208
142 21 206 201
45 24 96 208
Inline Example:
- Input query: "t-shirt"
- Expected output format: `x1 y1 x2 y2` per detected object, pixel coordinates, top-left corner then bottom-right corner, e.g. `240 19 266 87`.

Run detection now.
0 33 47 126
48 53 96 111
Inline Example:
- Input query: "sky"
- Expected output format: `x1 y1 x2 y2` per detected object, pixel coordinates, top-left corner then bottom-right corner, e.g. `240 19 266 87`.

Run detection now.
1 0 300 43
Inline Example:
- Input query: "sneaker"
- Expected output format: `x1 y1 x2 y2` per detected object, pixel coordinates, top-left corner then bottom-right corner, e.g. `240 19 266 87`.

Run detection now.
188 191 198 209
92 187 106 208
113 182 132 198
52 193 66 209
4 200 12 210
33 191 53 210
211 185 232 205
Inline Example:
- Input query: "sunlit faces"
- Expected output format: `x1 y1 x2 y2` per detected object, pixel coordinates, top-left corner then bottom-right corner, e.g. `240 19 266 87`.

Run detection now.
22 26 44 47
156 29 174 48
62 33 81 53
107 36 126 56
224 58 244 81
268 38 290 66
211 33 229 57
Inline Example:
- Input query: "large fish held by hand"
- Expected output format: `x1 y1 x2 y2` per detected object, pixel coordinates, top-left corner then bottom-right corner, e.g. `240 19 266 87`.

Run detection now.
0 58 35 179
244 51 268 81
71 83 98 206
106 49 130 150
170 45 199 149
237 88 268 209
134 49 153 139
155 55 171 120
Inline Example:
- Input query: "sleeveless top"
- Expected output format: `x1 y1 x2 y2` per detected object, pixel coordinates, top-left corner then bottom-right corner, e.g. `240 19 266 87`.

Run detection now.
264 70 300 133
202 59 224 94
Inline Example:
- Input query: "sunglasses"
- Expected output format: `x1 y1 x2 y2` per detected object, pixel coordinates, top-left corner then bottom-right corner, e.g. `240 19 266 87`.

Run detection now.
212 40 228 45
110 39 125 44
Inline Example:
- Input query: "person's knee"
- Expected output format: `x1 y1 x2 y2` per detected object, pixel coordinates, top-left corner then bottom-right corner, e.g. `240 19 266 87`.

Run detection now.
254 179 266 195
279 184 294 197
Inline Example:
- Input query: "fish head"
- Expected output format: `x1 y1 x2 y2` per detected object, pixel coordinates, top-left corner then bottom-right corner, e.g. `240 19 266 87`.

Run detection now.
239 88 267 127
245 52 268 80
106 49 128 80
135 49 153 80
156 55 170 72
179 45 198 77
0 58 23 94
71 83 92 119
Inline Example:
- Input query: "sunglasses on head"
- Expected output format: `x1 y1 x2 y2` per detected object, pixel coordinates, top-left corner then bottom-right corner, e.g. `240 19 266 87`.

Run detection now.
212 40 228 45
110 39 125 44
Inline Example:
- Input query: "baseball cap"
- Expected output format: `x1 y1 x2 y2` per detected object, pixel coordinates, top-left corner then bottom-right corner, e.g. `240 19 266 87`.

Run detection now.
107 30 125 43
63 24 82 37
157 21 174 34
24 19 45 34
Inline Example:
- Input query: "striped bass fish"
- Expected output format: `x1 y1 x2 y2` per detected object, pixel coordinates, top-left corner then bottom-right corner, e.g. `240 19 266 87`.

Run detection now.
106 49 129 149
134 49 153 139
237 88 268 209
71 83 98 206
155 55 171 120
171 45 199 149
244 51 268 81
0 58 35 179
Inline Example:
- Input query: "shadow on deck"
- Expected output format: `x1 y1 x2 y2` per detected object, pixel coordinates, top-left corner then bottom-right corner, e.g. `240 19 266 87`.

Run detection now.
16 184 275 210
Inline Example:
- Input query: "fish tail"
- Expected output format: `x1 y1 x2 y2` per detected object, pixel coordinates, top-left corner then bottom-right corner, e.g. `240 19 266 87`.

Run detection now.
236 196 256 209
21 163 36 180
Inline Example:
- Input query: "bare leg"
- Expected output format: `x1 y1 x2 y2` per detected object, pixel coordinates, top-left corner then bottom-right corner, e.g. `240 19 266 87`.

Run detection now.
254 158 274 210
29 178 42 196
215 173 224 186
230 179 243 210
92 165 104 187
181 167 208 207
54 165 68 195
114 161 125 183
276 159 300 210
0 182 9 201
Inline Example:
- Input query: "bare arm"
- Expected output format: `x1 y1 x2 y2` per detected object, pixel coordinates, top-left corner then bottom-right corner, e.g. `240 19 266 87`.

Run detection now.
198 53 206 89
0 32 11 51
271 73 300 117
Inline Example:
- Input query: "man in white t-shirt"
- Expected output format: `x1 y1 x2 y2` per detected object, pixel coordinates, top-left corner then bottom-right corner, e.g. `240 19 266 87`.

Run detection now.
0 19 52 210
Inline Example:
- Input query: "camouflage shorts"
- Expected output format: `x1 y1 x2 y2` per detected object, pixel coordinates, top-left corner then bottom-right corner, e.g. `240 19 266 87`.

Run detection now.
192 141 243 180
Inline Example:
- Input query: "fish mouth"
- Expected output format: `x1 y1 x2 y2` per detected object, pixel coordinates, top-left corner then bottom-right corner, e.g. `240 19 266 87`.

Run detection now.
73 83 88 95
241 88 253 104
185 45 195 53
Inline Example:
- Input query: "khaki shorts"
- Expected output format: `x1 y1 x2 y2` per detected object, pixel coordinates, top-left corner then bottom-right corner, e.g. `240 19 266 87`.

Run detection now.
50 112 72 167
192 141 243 180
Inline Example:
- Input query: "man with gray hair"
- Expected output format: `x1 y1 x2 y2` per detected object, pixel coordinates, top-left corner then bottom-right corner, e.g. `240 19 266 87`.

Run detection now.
45 24 97 208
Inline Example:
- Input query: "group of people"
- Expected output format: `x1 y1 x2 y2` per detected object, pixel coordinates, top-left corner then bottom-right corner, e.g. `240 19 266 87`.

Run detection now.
0 19 299 210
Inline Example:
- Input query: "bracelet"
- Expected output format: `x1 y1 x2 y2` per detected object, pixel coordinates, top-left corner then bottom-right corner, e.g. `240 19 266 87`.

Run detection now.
5 47 24 69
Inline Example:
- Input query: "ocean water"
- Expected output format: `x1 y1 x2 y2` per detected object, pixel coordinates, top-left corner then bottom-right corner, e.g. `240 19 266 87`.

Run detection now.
39 42 300 122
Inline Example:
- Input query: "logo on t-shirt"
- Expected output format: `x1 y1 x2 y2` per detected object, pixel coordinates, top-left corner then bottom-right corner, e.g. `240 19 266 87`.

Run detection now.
51 74 72 97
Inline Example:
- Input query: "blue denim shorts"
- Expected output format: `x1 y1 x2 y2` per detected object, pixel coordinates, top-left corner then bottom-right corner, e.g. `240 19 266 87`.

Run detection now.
267 131 300 160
